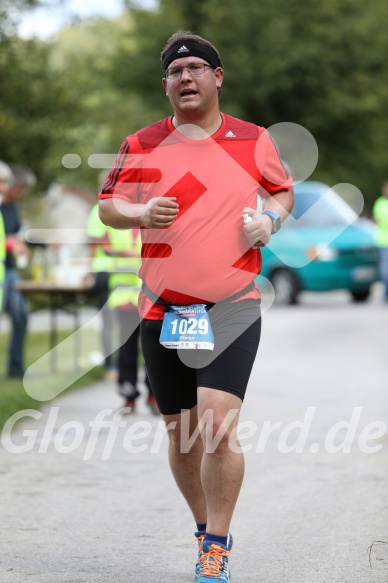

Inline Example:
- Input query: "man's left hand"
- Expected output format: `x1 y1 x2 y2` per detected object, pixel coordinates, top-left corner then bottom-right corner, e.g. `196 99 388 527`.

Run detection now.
242 208 272 248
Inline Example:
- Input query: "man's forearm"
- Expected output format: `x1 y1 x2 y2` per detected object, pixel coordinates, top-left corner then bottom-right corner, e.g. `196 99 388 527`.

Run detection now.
263 188 294 223
98 198 147 229
99 196 179 230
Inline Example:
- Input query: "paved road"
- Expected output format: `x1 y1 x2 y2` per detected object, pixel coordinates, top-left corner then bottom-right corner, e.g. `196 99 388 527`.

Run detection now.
1 291 387 582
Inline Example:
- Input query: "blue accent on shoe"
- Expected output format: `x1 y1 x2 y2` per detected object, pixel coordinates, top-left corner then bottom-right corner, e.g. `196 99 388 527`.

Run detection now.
195 532 233 579
196 540 231 583
195 531 205 579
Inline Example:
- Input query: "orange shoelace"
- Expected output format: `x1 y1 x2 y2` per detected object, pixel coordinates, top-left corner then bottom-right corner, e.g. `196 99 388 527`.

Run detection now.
193 533 205 569
196 534 205 554
199 543 231 576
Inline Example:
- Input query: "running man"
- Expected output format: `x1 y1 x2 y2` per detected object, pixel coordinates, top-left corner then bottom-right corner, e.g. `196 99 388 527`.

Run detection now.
99 30 294 583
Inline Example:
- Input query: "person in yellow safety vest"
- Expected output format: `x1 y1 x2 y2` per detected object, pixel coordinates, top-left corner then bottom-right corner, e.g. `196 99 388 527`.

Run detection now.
86 203 117 378
372 181 388 302
104 226 158 414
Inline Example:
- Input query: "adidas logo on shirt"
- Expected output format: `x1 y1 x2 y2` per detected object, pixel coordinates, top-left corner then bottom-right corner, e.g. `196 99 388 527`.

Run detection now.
225 131 236 137
177 45 189 53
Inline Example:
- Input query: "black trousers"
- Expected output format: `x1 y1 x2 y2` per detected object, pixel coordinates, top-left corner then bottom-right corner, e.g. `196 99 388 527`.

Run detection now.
117 309 152 399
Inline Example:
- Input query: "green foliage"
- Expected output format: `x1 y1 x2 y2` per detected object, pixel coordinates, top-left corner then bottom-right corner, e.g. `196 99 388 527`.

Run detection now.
110 1 184 118
109 0 388 206
0 36 85 188
0 0 387 208
198 0 388 205
0 0 40 38
45 15 139 189
0 329 104 431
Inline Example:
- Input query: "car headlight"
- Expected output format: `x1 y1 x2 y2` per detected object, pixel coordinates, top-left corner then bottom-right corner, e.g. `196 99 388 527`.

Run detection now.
306 244 339 262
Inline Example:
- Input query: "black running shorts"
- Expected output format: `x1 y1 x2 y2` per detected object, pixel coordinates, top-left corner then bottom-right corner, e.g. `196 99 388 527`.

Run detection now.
140 299 261 415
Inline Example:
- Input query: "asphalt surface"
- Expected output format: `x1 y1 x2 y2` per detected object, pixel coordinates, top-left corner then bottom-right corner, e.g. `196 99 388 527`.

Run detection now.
1 290 387 583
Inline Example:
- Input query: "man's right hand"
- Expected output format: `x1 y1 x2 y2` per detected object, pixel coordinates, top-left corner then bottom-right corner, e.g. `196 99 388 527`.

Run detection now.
141 197 179 229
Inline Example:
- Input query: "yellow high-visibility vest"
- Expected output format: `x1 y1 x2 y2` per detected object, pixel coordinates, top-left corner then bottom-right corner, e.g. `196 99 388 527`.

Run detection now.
373 197 388 247
108 228 142 309
87 204 115 273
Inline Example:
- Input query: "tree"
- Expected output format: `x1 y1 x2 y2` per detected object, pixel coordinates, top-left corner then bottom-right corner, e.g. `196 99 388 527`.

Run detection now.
0 35 85 188
1 0 387 206
116 0 388 207
202 0 388 205
0 0 49 39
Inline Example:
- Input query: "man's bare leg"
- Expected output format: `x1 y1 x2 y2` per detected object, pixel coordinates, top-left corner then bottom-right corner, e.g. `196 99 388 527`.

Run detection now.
163 405 207 525
163 390 243 534
197 387 244 537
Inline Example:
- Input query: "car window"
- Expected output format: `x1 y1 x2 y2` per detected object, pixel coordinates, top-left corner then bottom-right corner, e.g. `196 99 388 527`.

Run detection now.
284 188 359 228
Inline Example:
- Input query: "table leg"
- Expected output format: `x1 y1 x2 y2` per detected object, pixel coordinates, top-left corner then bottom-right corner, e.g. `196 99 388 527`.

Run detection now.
74 305 80 371
49 295 58 373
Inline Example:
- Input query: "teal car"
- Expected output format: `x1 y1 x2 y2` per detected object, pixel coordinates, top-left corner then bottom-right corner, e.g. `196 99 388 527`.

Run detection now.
257 181 379 304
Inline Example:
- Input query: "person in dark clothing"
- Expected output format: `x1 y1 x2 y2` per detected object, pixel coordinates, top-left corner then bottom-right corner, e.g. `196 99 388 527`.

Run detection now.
0 166 35 377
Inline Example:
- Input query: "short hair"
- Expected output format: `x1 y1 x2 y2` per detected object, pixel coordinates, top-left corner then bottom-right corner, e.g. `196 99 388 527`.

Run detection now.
161 31 223 95
9 166 36 188
0 160 13 185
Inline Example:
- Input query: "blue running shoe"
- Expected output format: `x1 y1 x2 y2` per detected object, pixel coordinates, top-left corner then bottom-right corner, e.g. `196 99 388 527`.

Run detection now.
194 533 233 580
196 540 231 583
194 531 205 579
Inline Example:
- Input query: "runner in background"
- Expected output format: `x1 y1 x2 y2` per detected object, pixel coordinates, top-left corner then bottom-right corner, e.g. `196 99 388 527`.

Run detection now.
104 226 158 414
86 201 116 379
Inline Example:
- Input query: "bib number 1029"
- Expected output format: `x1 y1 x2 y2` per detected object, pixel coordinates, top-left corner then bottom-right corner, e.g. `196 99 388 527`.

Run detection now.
171 317 209 335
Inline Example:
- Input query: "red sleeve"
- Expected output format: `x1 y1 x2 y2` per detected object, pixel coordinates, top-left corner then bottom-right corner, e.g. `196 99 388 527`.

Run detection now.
256 128 293 197
98 137 142 203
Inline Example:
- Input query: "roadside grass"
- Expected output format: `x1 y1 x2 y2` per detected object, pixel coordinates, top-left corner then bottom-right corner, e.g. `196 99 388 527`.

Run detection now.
0 328 105 432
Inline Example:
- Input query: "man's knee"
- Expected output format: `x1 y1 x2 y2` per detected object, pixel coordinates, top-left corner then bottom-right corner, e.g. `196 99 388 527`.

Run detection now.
163 408 201 453
197 389 242 453
204 417 239 454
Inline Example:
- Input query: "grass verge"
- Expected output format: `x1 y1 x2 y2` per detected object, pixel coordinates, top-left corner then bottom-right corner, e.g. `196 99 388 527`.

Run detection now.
0 329 105 432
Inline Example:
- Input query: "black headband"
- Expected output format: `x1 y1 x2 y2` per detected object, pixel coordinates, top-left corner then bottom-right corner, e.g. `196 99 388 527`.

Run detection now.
162 41 222 73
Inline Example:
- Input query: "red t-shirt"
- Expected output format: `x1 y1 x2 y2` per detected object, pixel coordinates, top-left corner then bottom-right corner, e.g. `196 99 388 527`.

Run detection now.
99 113 292 319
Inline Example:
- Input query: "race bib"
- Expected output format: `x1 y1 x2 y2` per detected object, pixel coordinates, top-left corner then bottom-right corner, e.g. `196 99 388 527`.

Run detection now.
159 304 214 350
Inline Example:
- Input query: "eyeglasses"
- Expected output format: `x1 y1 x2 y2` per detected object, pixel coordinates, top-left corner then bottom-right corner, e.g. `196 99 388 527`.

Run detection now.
165 63 213 80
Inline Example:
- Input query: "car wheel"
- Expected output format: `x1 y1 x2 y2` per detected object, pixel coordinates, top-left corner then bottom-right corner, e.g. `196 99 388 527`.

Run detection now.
270 269 300 305
350 289 370 302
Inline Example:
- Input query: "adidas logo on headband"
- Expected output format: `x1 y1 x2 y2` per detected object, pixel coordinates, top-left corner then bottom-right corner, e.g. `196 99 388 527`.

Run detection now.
162 41 222 72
